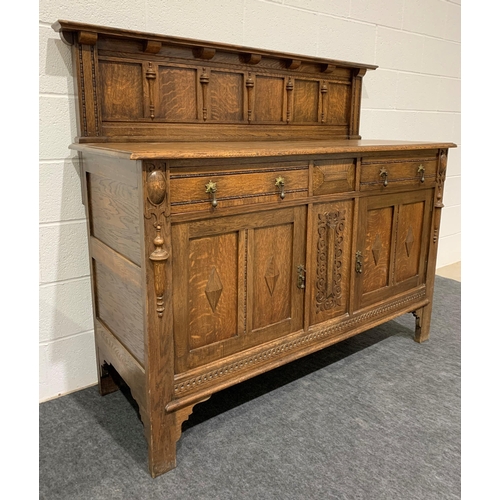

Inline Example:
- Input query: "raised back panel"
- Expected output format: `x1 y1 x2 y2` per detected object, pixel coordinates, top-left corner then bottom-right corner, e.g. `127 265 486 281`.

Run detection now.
53 20 376 143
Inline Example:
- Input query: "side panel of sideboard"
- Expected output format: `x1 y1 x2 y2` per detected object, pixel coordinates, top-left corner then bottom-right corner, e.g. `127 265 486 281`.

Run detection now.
80 154 147 396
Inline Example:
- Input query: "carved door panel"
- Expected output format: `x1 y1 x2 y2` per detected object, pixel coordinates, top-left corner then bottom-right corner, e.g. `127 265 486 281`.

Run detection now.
309 200 354 326
171 206 306 373
355 190 433 310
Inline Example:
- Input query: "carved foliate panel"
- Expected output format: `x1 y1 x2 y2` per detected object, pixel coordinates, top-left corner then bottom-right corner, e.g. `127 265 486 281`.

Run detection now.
316 210 346 312
310 201 352 326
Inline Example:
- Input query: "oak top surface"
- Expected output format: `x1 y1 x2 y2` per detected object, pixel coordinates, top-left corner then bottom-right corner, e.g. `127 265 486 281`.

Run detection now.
70 140 457 160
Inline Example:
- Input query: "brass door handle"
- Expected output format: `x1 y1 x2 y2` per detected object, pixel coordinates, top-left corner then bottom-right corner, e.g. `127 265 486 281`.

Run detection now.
205 180 218 208
297 265 306 289
355 251 362 273
275 176 285 199
379 168 388 187
417 164 425 183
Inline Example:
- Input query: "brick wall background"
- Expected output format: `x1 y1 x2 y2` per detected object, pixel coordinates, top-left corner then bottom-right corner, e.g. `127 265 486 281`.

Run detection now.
39 0 461 402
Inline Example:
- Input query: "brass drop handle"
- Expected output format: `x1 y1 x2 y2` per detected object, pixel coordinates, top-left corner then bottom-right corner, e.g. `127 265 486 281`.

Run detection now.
417 164 425 183
205 180 218 208
355 251 363 273
275 176 286 199
297 265 306 289
379 168 388 187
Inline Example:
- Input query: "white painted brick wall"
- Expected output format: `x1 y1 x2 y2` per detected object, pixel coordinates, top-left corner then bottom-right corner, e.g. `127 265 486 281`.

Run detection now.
39 0 461 401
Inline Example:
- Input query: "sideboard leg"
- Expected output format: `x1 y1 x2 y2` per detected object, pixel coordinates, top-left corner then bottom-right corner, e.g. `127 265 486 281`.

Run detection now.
413 305 432 343
143 397 211 477
97 350 119 396
142 410 178 477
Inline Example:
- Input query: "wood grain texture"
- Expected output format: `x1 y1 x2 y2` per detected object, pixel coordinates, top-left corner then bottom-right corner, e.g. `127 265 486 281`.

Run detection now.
251 223 293 330
170 164 308 214
87 171 142 265
188 232 239 350
362 205 394 295
157 66 198 121
254 76 284 122
294 79 319 123
70 140 456 160
312 159 355 195
55 20 456 478
310 200 353 326
95 319 146 410
355 190 433 311
94 259 145 364
360 154 438 191
326 83 350 125
100 60 143 121
210 71 244 122
394 201 425 283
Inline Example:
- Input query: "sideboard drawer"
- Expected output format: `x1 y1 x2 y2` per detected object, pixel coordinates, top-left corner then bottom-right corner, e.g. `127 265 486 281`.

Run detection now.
312 159 356 195
360 156 437 191
170 164 309 213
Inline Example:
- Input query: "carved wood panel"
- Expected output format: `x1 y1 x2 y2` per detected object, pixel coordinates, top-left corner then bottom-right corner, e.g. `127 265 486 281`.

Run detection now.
394 201 425 283
294 79 319 122
326 82 351 125
355 190 433 310
210 71 244 122
310 201 353 326
251 223 293 330
87 171 141 265
99 60 143 121
171 206 305 373
157 66 198 121
362 206 394 295
187 232 239 350
254 75 285 122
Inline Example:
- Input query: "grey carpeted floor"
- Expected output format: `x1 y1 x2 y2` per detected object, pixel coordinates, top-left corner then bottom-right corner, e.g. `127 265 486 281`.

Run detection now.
39 276 460 500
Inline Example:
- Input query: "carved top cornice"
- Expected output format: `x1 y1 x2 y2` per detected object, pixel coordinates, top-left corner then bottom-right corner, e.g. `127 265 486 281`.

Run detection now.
52 20 378 73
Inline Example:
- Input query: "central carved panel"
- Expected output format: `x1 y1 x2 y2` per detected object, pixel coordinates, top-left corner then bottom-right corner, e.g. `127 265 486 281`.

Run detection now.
316 210 346 312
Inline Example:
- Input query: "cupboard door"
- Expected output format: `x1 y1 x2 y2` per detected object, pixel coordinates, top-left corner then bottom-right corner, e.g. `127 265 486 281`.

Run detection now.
309 200 354 326
172 206 306 373
355 190 432 310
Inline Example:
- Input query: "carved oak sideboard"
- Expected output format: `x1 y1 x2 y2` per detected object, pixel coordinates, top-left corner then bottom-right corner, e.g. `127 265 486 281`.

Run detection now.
53 20 456 477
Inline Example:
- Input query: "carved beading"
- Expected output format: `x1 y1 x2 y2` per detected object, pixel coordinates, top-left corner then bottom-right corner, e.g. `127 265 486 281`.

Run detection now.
78 45 88 136
174 289 427 395
286 77 294 123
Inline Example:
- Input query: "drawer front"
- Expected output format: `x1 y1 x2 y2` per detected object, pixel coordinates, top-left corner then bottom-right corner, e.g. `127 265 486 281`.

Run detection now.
170 163 309 213
312 159 355 195
360 155 437 191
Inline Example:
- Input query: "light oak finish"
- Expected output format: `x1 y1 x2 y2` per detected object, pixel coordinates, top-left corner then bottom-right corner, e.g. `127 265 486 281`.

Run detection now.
53 20 456 478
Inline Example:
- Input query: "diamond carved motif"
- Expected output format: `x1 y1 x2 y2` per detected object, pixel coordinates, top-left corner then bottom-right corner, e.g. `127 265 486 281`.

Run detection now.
264 256 280 296
405 227 414 257
372 234 382 266
205 267 223 313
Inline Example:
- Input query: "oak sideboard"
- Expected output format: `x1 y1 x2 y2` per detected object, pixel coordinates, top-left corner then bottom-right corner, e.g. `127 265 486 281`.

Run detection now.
53 20 456 477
